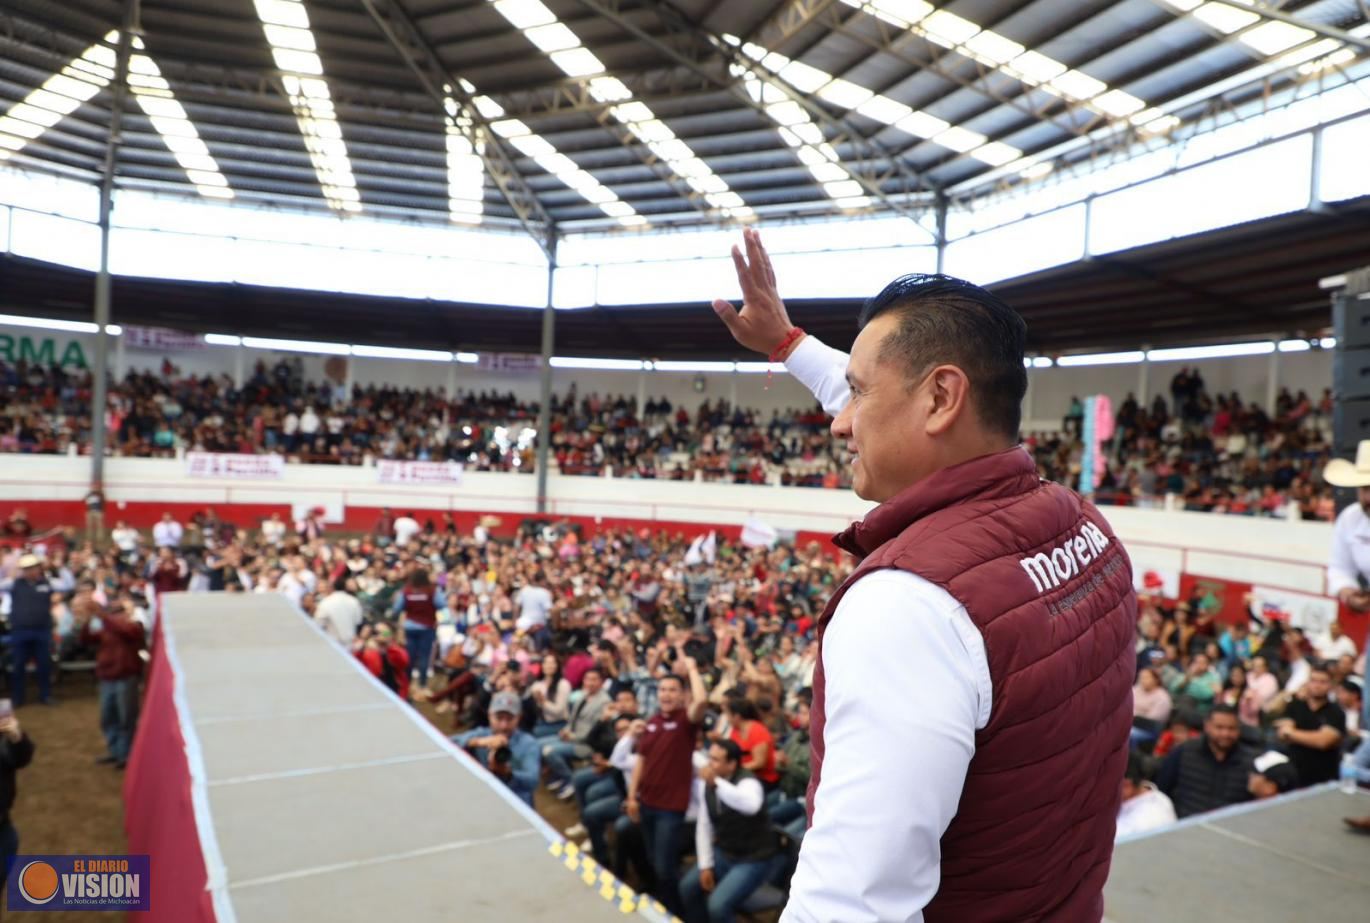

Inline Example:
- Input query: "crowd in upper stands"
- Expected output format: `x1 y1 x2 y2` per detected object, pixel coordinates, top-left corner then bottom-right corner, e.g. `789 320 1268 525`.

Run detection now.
0 355 1345 516
0 356 852 490
3 503 1366 915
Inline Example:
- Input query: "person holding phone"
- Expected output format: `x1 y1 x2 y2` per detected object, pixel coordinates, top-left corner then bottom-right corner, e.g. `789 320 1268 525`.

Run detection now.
0 703 34 891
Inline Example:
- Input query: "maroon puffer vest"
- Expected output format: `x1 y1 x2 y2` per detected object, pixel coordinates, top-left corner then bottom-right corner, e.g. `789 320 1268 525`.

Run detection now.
807 447 1135 922
402 588 437 628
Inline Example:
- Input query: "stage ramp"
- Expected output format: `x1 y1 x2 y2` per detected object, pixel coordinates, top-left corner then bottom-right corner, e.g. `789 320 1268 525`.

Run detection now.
1106 784 1370 922
153 592 667 923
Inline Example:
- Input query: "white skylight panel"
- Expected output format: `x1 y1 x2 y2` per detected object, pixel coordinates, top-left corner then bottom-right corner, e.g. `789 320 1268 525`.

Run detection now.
732 37 1017 167
961 31 1025 66
491 1 742 222
258 2 358 212
445 99 486 224
969 141 1021 166
932 126 986 152
1158 1 1346 82
0 33 232 198
1192 2 1261 34
815 79 875 109
524 23 580 53
588 77 632 102
777 60 831 93
549 48 605 77
1047 70 1107 101
1240 20 1315 56
855 95 912 124
921 10 982 48
1092 89 1147 117
493 0 556 29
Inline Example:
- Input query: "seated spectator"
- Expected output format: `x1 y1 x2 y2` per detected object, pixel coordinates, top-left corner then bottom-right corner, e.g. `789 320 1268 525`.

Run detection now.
1166 651 1222 714
721 694 779 792
679 740 780 923
1247 750 1300 800
543 666 610 798
1240 655 1279 726
1131 667 1172 748
528 652 573 739
1116 750 1176 839
1157 705 1256 818
1273 665 1345 787
452 691 540 807
1312 621 1358 661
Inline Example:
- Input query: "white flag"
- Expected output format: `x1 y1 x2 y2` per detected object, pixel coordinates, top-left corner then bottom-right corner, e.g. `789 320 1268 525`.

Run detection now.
740 516 778 549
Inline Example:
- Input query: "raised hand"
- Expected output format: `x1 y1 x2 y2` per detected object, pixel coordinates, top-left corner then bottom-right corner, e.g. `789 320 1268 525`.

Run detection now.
712 227 798 357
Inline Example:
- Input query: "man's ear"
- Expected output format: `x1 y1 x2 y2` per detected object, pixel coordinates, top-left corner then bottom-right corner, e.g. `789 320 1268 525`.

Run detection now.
923 365 972 437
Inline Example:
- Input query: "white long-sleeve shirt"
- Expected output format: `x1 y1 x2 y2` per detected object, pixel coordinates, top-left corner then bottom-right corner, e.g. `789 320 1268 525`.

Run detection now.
778 337 993 923
784 335 852 416
1328 501 1370 596
694 773 766 871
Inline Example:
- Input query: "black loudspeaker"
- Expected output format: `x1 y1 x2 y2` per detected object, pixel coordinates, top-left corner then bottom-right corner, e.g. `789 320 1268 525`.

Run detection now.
1333 267 1370 457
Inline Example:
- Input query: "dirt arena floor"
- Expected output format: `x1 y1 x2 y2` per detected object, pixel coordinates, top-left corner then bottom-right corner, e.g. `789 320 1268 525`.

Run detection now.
6 672 129 923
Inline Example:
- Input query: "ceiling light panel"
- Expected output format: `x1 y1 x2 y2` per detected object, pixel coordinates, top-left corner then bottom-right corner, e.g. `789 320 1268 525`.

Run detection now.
732 40 1018 168
456 67 641 225
254 1 359 212
1157 0 1334 63
734 61 872 209
490 0 746 222
0 34 232 199
444 97 485 224
835 0 1154 131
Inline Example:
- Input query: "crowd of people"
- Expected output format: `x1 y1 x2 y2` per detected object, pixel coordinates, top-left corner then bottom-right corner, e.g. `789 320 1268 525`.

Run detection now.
0 355 1347 514
3 495 1365 916
0 356 852 489
1033 367 1339 520
1119 581 1367 838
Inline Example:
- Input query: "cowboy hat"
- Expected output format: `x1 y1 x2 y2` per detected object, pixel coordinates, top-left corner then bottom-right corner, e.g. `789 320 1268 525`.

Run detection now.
18 553 42 569
1324 441 1370 487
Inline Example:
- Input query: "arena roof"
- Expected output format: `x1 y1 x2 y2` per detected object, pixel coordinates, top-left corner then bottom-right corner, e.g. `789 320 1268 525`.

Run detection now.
1 0 1367 238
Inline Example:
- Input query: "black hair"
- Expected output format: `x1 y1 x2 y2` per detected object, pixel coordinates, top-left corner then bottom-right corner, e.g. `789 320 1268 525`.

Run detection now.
1208 703 1239 720
726 692 760 722
581 666 605 683
712 738 743 765
1124 750 1147 785
658 673 686 691
796 687 814 707
857 273 1028 439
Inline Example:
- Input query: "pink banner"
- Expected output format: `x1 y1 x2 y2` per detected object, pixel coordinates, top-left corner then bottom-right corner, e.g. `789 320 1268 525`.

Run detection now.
376 460 464 485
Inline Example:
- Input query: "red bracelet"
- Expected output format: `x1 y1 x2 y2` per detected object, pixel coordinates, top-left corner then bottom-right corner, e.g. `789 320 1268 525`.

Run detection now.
768 327 805 363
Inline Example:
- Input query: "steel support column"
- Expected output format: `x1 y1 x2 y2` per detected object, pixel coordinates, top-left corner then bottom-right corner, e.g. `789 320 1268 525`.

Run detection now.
536 235 559 514
90 3 138 489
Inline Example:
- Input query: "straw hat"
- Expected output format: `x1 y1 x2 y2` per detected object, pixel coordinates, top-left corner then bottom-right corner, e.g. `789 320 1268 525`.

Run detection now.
1323 441 1370 487
18 553 42 569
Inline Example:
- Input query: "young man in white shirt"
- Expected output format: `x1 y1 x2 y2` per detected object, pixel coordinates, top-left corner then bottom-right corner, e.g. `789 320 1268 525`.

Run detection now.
151 513 183 549
1116 751 1176 840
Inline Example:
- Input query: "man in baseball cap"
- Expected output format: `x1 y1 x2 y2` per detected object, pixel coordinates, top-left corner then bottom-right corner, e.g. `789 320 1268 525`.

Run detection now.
1247 750 1300 799
452 690 540 806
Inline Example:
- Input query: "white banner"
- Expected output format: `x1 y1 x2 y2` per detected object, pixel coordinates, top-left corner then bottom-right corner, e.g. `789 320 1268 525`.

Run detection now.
377 460 465 485
477 352 541 374
1249 584 1338 636
185 452 285 480
122 326 208 352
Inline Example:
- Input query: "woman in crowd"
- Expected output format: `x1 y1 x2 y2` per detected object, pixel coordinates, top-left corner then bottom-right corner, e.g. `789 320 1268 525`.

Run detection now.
393 567 443 689
1240 655 1280 726
529 652 572 739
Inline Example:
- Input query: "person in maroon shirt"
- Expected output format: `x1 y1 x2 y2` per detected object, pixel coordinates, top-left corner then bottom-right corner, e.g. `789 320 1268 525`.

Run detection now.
624 655 707 916
148 547 188 605
79 594 146 769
